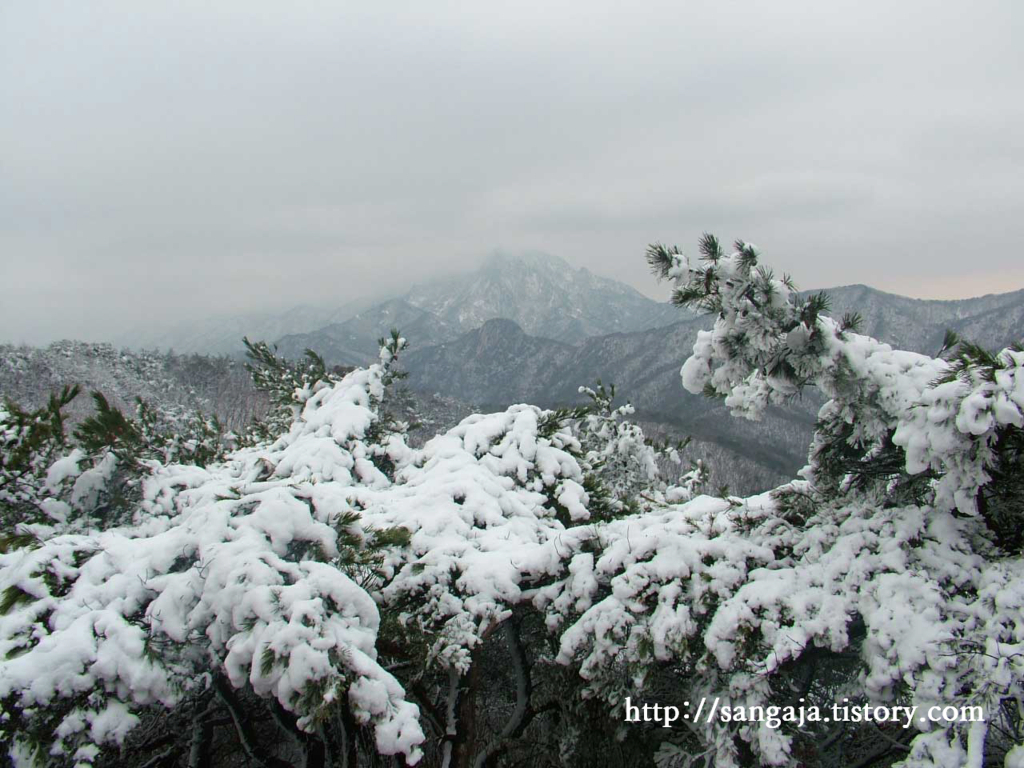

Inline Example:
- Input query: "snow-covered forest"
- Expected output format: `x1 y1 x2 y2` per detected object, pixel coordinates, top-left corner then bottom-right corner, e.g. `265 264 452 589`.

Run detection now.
3 241 1023 768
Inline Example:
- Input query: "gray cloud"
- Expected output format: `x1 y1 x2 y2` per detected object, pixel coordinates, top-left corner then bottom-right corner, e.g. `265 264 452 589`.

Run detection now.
2 0 1022 344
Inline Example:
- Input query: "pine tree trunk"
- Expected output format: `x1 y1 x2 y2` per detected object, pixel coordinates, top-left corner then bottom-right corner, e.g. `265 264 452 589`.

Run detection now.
440 646 484 768
451 656 482 768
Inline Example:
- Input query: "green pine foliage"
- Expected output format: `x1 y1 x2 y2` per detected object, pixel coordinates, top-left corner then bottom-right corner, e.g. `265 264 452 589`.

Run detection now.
242 336 337 444
2 380 229 535
1 385 80 530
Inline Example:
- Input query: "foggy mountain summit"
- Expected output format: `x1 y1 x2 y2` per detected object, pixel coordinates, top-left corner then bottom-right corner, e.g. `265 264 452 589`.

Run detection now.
403 250 683 343
253 250 686 364
119 250 1024 366
111 297 381 358
115 250 682 357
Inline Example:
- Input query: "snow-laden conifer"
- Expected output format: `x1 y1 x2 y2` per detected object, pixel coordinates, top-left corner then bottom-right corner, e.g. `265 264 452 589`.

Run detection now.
3 241 1022 767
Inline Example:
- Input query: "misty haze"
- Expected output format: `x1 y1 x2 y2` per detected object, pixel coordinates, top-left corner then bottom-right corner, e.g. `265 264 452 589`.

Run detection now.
2 3 1023 768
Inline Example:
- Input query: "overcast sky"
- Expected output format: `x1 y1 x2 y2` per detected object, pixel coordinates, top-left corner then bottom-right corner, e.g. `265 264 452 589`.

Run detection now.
2 0 1022 344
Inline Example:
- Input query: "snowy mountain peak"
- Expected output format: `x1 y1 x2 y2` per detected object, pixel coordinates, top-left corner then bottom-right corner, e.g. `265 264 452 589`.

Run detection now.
116 250 681 359
403 250 678 345
480 249 575 273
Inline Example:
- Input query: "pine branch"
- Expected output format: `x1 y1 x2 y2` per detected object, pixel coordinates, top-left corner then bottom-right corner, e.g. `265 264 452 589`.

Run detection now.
698 232 723 262
645 242 681 280
839 312 862 334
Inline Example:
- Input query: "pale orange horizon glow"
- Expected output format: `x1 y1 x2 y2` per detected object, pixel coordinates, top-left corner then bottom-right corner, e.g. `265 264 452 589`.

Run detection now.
879 270 1024 301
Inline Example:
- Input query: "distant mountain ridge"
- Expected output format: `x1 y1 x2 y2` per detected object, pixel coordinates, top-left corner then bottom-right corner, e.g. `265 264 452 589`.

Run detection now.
815 284 1024 354
6 281 1022 498
273 266 1024 371
115 251 685 361
274 299 459 367
403 251 681 343
273 252 684 365
404 283 1024 410
114 297 381 356
114 251 1023 370
400 283 1024 489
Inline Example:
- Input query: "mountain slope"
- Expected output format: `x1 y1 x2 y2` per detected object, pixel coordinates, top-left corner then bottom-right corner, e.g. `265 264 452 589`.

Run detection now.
0 341 261 429
115 296 381 356
270 252 684 366
403 285 1024 490
404 251 681 344
405 283 1024 410
404 318 574 404
0 342 476 446
274 299 459 367
818 284 1024 354
117 251 685 361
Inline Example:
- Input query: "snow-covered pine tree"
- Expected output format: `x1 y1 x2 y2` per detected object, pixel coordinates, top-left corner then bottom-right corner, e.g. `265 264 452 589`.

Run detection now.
1 385 80 536
0 337 428 767
2 382 230 541
623 235 1024 767
2 329 704 767
6 240 1021 768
